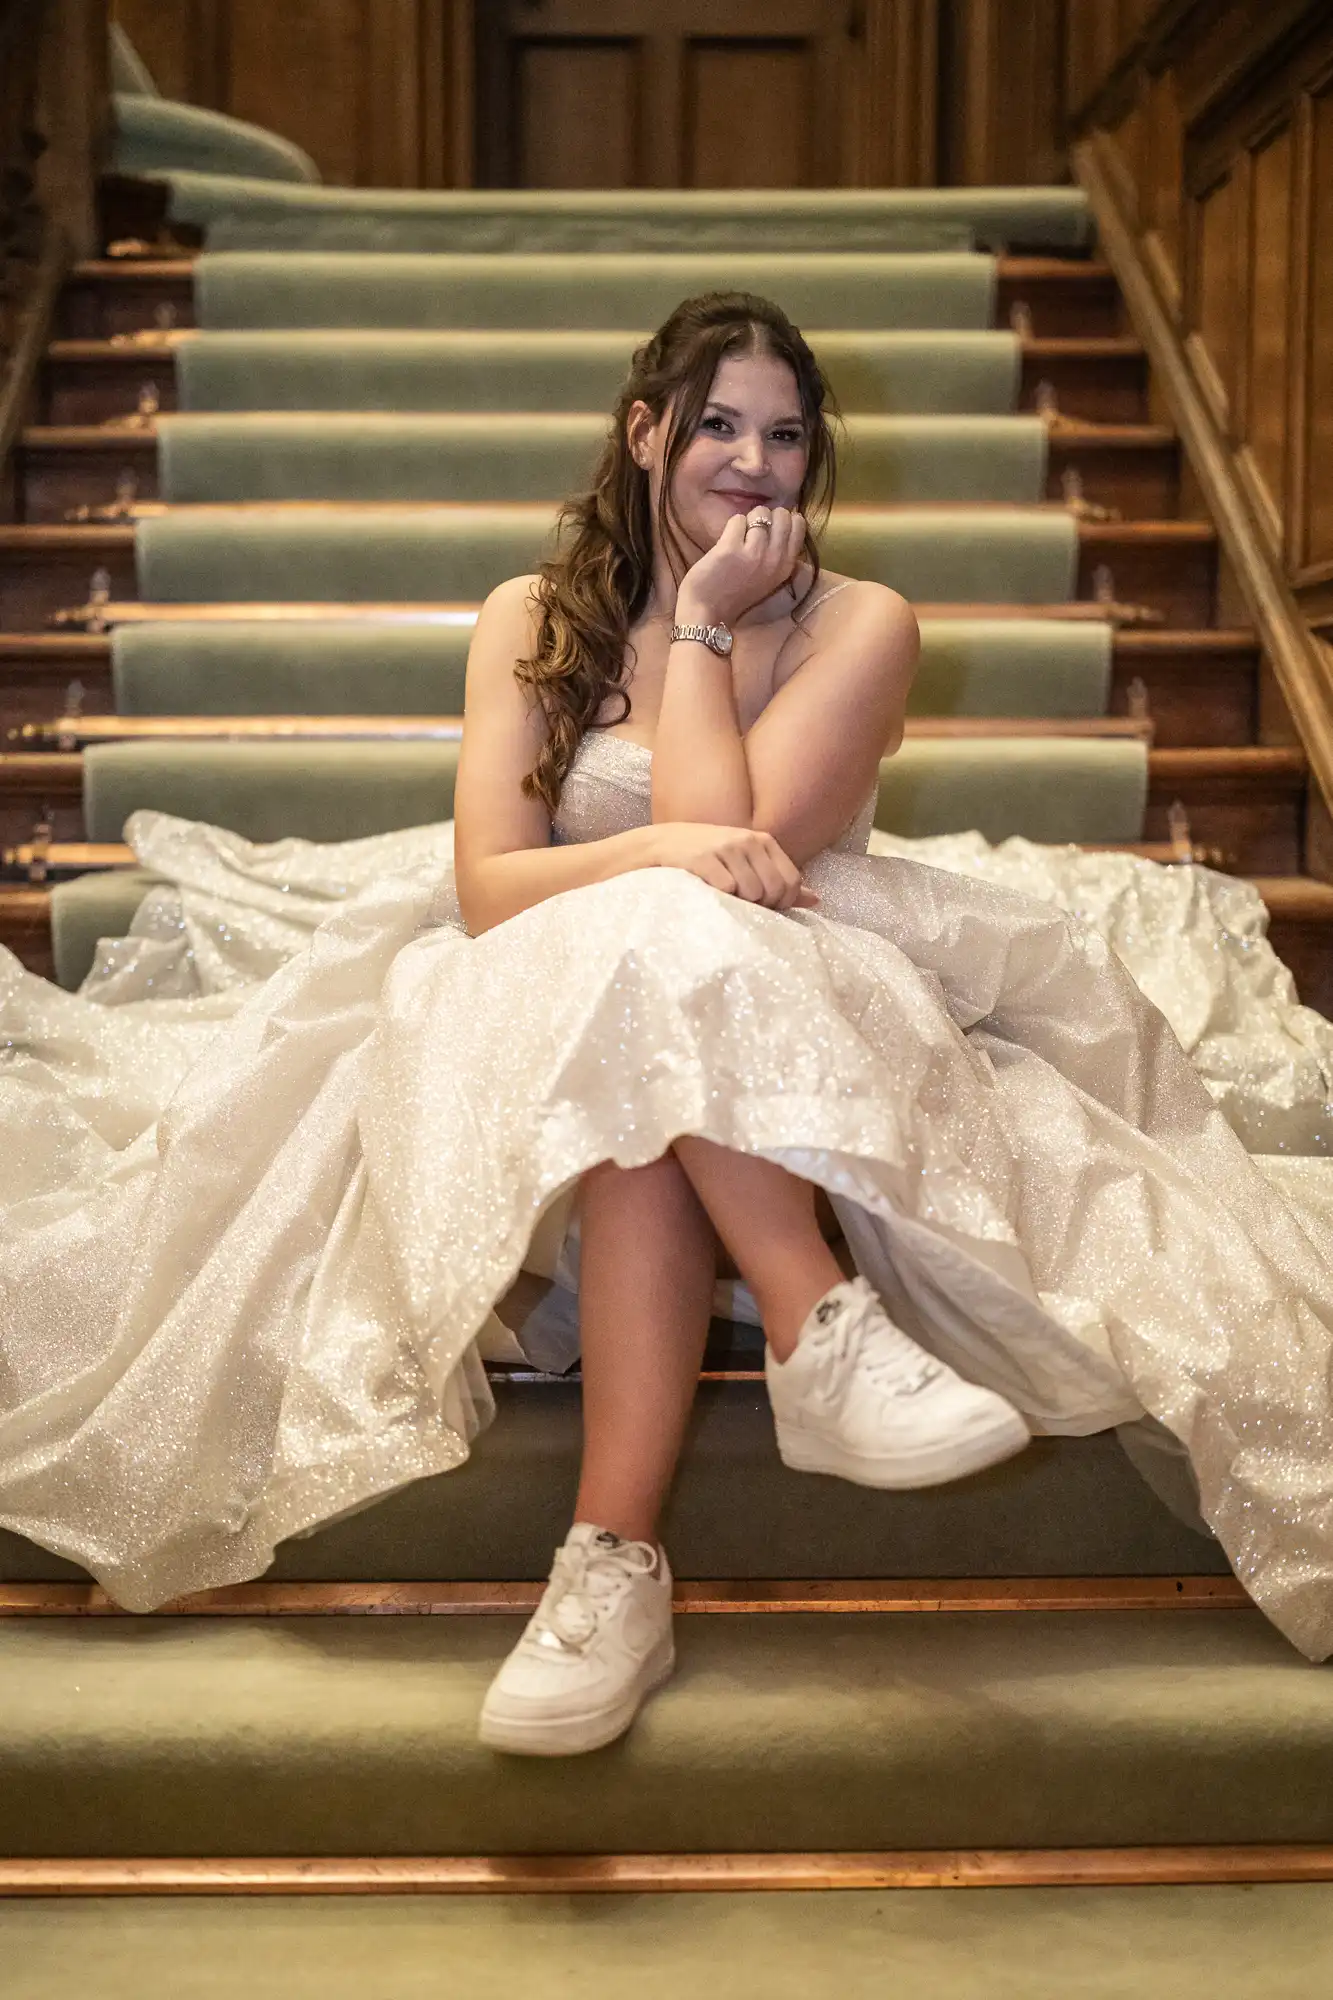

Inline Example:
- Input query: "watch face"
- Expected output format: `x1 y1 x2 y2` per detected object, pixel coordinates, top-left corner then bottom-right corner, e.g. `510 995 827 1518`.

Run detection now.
713 624 734 657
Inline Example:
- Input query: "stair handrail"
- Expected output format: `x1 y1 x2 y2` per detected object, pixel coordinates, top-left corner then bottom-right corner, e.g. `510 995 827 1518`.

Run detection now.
0 0 110 475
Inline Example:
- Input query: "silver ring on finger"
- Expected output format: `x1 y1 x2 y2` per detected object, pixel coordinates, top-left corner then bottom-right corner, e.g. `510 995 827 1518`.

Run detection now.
745 511 773 533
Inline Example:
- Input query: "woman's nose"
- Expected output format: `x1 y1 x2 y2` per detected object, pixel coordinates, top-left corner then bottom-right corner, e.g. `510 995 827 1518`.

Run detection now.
730 431 769 475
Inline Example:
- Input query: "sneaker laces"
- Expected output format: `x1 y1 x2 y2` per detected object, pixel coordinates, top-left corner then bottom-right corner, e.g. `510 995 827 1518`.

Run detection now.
531 1533 659 1653
812 1279 945 1398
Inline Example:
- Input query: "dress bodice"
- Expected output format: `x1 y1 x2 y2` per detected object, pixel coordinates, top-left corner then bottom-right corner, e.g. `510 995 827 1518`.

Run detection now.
552 730 878 855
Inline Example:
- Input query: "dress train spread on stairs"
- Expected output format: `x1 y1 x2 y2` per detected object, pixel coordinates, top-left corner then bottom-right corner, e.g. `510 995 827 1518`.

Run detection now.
5 730 1333 1654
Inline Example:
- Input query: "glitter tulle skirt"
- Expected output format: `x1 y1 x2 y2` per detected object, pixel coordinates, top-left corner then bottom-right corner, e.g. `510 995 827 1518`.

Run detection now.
5 758 1333 1653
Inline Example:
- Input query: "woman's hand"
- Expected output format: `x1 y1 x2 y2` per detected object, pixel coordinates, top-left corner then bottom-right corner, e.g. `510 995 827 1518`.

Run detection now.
648 822 818 910
675 506 806 628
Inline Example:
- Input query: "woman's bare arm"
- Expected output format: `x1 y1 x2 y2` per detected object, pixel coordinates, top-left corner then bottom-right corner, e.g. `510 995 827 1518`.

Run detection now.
739 583 919 865
453 576 664 935
654 582 916 866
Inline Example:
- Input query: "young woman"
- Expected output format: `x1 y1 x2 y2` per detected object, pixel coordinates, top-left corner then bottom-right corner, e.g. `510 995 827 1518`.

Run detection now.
3 294 1333 1754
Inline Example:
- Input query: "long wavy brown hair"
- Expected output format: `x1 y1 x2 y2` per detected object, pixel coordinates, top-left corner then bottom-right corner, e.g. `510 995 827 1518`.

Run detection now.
515 291 839 812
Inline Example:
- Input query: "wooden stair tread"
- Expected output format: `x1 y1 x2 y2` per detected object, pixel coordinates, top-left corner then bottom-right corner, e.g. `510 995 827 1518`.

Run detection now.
0 840 1205 874
20 421 1179 448
1246 878 1333 918
0 745 1305 799
1114 629 1256 654
46 332 1150 363
0 630 1256 664
0 516 1200 540
31 600 1158 626
1024 336 1144 359
6 715 1155 748
0 524 134 551
7 868 1320 916
70 255 1120 285
0 1576 1252 1618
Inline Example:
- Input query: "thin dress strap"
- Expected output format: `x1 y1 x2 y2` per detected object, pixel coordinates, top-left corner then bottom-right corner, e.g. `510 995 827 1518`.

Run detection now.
803 578 857 616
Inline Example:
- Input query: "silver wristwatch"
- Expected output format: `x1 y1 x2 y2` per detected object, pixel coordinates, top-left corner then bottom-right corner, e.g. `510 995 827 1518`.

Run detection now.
670 619 734 658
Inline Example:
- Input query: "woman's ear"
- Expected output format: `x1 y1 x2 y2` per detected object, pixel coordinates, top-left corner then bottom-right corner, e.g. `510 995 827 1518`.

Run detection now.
626 400 655 471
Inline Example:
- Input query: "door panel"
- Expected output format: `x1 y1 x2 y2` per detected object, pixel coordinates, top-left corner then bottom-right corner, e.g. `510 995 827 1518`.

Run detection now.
476 0 854 188
686 41 814 188
516 41 644 186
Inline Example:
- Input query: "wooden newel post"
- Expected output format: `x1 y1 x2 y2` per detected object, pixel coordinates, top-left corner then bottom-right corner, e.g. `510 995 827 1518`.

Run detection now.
33 0 112 263
0 0 110 470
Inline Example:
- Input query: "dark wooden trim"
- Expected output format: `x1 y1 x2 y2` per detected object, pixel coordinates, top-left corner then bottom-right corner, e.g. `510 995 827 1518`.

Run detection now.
4 1846 1332 1895
0 1576 1252 1618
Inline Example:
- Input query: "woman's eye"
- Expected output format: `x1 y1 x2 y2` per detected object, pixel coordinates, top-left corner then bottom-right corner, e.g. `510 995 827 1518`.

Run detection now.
772 429 804 445
701 416 731 434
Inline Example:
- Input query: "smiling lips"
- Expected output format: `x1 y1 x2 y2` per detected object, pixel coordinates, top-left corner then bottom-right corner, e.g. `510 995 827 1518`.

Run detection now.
715 489 773 510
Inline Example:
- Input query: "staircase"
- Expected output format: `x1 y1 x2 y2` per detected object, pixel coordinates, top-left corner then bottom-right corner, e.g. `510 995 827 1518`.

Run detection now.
3 177 1333 1983
5 227 1333 1007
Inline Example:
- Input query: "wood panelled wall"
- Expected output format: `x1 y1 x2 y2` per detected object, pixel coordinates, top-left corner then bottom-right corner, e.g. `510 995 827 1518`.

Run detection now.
1063 0 1333 747
109 0 943 190
110 0 474 187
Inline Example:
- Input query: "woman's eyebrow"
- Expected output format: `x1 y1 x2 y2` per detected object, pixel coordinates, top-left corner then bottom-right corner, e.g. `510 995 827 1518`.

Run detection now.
704 400 806 426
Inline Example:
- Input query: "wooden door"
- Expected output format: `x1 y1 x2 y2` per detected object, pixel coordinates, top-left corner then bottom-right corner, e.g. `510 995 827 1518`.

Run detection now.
474 0 858 189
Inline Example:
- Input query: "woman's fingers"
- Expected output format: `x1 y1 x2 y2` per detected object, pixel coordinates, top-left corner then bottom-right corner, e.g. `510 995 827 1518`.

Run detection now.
691 857 739 897
735 835 797 909
720 845 770 905
773 846 807 910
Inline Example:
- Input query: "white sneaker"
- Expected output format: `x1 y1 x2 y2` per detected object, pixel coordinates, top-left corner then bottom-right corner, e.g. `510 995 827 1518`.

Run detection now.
478 1523 675 1756
766 1276 1030 1489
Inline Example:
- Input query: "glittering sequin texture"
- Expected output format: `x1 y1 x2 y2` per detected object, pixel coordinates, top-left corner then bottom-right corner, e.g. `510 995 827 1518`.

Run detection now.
3 731 1333 1656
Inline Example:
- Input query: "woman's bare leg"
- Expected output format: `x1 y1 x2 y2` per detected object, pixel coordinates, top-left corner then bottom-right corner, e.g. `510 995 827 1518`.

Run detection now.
671 1136 845 1362
572 1153 718 1545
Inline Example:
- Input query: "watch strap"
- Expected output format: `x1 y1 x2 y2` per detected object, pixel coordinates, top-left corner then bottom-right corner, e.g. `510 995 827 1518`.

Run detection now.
670 621 728 655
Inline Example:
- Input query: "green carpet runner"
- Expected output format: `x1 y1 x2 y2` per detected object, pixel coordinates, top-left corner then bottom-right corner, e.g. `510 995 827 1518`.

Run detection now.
2 1612 1328 1854
158 176 1091 254
3 1886 1328 2000
0 1402 1219 1584
133 508 1078 606
75 736 1137 848
176 328 1024 416
109 618 1111 721
155 412 1049 507
194 252 998 332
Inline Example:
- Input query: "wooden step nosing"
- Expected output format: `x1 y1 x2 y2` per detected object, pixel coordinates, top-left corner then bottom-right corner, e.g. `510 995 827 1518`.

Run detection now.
8 716 1155 749
44 332 1146 372
70 256 1119 285
4 747 1296 790
0 628 1256 665
22 420 1179 451
1113 628 1256 654
0 1576 1253 1619
3 1845 1331 1895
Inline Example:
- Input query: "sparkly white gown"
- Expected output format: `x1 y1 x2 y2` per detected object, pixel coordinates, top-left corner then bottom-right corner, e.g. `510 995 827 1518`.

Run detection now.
5 729 1333 1654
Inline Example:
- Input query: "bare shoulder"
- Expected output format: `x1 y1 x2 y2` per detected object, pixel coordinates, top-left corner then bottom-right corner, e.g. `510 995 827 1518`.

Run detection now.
466 573 544 695
812 577 917 646
474 571 544 639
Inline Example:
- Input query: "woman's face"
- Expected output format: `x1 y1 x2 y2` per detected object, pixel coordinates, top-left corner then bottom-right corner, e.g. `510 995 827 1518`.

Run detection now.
630 345 810 564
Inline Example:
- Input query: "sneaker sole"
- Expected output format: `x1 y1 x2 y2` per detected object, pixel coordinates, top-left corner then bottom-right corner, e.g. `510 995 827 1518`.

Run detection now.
774 1409 1031 1490
477 1640 676 1758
